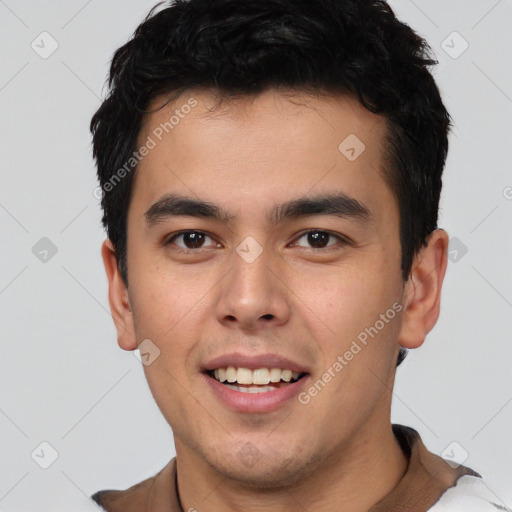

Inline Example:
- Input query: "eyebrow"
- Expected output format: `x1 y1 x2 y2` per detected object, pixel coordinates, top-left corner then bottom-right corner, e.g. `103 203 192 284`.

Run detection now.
144 192 372 227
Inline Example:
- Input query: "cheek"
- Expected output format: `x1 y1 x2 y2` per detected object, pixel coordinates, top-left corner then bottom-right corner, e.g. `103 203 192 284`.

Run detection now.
128 260 205 338
130 270 201 417
304 276 402 416
127 259 223 384
295 260 402 361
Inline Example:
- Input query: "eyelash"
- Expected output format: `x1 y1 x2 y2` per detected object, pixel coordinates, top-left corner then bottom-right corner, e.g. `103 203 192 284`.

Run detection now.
164 229 351 253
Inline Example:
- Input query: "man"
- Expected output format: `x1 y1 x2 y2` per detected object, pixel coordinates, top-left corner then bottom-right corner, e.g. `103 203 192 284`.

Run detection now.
89 0 508 510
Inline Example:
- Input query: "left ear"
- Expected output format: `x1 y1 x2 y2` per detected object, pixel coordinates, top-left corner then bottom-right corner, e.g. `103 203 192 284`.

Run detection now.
397 228 449 349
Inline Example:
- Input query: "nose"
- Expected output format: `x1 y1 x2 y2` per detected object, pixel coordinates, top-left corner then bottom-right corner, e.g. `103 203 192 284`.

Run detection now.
214 245 292 332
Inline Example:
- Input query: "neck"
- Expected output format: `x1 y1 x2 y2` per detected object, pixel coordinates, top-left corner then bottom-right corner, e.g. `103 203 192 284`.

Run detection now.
175 421 408 512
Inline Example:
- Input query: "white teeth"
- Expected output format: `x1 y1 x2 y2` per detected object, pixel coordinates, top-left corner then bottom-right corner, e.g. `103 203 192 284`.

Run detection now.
252 368 270 385
226 366 237 383
281 370 292 382
236 367 253 384
223 383 276 393
269 368 282 382
210 367 302 385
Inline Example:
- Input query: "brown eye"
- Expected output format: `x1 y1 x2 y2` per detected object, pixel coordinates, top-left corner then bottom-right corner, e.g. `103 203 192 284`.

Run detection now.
292 230 347 250
167 231 217 250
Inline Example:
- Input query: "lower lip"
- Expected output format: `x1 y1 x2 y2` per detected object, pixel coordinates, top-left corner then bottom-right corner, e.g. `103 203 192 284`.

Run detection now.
201 373 310 413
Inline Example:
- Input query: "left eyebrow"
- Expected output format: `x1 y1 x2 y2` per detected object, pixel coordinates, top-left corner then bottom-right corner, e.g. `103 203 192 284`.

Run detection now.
269 192 373 225
144 192 373 227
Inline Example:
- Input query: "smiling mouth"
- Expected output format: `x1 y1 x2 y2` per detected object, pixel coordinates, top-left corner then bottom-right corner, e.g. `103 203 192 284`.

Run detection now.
205 367 308 393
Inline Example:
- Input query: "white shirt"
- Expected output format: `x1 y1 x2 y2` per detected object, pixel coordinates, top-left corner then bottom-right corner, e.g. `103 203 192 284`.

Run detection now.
430 475 511 511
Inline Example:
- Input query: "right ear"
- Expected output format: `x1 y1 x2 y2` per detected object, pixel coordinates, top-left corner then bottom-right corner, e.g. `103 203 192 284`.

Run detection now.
101 238 138 351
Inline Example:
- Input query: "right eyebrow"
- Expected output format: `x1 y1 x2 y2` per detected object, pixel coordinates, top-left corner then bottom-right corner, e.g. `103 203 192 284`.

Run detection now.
145 194 234 227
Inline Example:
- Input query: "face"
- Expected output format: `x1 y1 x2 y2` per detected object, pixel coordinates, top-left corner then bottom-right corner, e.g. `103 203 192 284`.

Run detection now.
114 89 409 487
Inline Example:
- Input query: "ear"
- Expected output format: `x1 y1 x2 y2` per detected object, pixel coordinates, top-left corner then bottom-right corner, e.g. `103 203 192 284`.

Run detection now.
397 229 449 350
101 238 138 351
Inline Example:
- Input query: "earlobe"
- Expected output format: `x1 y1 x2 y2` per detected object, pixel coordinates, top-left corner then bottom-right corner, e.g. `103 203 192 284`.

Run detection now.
397 229 449 350
101 238 138 351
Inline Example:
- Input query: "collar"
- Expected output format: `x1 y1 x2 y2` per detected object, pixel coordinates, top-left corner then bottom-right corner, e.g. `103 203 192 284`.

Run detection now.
369 424 480 511
91 424 480 512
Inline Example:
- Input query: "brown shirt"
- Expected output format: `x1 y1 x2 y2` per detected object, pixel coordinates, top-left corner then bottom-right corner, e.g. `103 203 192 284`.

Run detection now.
91 424 480 512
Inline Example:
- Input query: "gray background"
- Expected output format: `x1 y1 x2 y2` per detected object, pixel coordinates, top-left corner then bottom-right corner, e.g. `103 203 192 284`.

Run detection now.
1 0 511 510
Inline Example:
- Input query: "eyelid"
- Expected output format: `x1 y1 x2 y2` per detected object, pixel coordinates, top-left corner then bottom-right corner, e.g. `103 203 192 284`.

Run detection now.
165 229 351 252
165 230 220 251
289 229 352 249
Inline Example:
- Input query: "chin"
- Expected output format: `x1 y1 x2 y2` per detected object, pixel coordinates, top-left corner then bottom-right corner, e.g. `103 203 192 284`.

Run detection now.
204 446 319 490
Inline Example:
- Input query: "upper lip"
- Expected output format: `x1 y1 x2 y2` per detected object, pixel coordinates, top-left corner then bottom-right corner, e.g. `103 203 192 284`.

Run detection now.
202 353 310 374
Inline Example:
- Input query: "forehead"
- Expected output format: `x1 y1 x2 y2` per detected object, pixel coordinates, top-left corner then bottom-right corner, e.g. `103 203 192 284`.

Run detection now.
130 88 394 225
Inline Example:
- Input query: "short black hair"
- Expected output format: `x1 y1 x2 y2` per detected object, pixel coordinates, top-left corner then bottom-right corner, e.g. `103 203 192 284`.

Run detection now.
91 0 451 367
